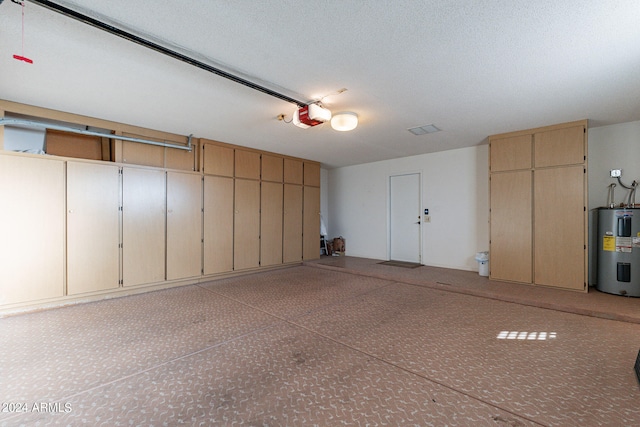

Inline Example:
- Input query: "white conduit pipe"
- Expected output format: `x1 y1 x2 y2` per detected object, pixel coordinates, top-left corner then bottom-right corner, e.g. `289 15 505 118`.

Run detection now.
0 118 193 151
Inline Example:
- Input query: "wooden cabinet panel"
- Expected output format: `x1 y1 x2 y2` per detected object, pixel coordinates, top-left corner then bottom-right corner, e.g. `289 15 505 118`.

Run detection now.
235 149 261 180
0 155 65 305
284 158 303 184
283 184 303 263
121 140 165 167
534 166 585 290
303 162 321 187
303 186 321 260
122 167 166 286
490 171 532 283
46 129 104 160
203 143 234 176
534 125 585 168
166 171 202 280
262 154 283 182
67 161 120 295
204 176 234 274
490 134 532 172
234 179 261 270
166 146 195 171
261 182 284 267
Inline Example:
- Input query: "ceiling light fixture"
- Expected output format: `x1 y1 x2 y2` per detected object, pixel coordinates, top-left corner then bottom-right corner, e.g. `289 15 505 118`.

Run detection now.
280 104 358 132
331 112 358 132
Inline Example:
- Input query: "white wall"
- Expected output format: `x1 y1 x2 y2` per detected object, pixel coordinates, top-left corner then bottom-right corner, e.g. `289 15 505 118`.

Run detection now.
588 120 640 209
587 120 640 284
327 145 489 271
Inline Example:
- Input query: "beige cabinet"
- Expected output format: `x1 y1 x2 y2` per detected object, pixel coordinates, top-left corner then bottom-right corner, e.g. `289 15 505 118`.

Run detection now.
122 140 164 168
262 154 283 182
0 100 323 311
67 161 121 295
0 154 65 305
303 186 321 260
284 158 303 184
534 166 585 290
202 142 234 177
166 146 196 171
534 125 585 168
122 167 166 286
235 149 261 180
489 171 532 283
283 184 303 263
489 120 587 290
303 162 321 187
234 179 261 270
204 175 234 274
166 171 202 280
490 134 532 172
261 182 284 266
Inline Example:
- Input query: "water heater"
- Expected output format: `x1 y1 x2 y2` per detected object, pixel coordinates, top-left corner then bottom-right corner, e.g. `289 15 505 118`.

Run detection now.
597 207 640 296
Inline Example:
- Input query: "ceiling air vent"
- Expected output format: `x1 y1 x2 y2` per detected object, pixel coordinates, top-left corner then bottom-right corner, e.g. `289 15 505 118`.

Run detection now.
408 124 440 135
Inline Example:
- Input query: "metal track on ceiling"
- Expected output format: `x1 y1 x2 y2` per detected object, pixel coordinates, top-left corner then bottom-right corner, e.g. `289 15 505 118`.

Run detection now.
26 0 307 107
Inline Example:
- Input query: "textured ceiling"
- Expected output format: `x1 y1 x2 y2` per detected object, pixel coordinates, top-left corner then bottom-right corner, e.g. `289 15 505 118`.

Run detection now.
1 0 639 168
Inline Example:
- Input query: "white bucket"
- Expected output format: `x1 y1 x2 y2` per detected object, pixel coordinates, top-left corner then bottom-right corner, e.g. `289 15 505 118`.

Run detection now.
475 251 489 277
478 260 489 276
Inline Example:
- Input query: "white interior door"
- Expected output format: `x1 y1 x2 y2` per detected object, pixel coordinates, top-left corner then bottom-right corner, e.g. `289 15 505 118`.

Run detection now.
390 173 421 263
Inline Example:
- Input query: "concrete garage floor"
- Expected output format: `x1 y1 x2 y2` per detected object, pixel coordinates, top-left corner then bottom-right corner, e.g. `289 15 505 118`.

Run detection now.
1 258 639 426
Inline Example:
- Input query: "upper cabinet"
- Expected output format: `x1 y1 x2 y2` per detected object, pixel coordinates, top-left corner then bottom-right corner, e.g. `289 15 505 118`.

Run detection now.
235 149 261 180
490 134 532 172
304 161 321 187
262 154 284 182
202 141 234 177
284 158 303 184
534 124 585 168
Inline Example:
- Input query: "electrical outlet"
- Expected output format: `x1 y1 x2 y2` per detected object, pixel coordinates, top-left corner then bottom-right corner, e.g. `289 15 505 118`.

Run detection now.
424 215 431 223
610 169 622 178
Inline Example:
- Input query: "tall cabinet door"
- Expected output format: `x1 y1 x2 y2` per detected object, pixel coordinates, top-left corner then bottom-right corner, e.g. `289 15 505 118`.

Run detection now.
303 185 321 260
167 171 202 280
534 166 585 290
489 171 532 283
261 182 283 267
204 175 234 274
283 184 303 263
122 167 166 286
234 179 261 270
0 155 65 305
67 161 120 295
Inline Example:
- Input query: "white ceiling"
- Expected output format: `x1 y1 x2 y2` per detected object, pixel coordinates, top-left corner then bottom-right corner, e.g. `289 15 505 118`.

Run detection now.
1 0 639 168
